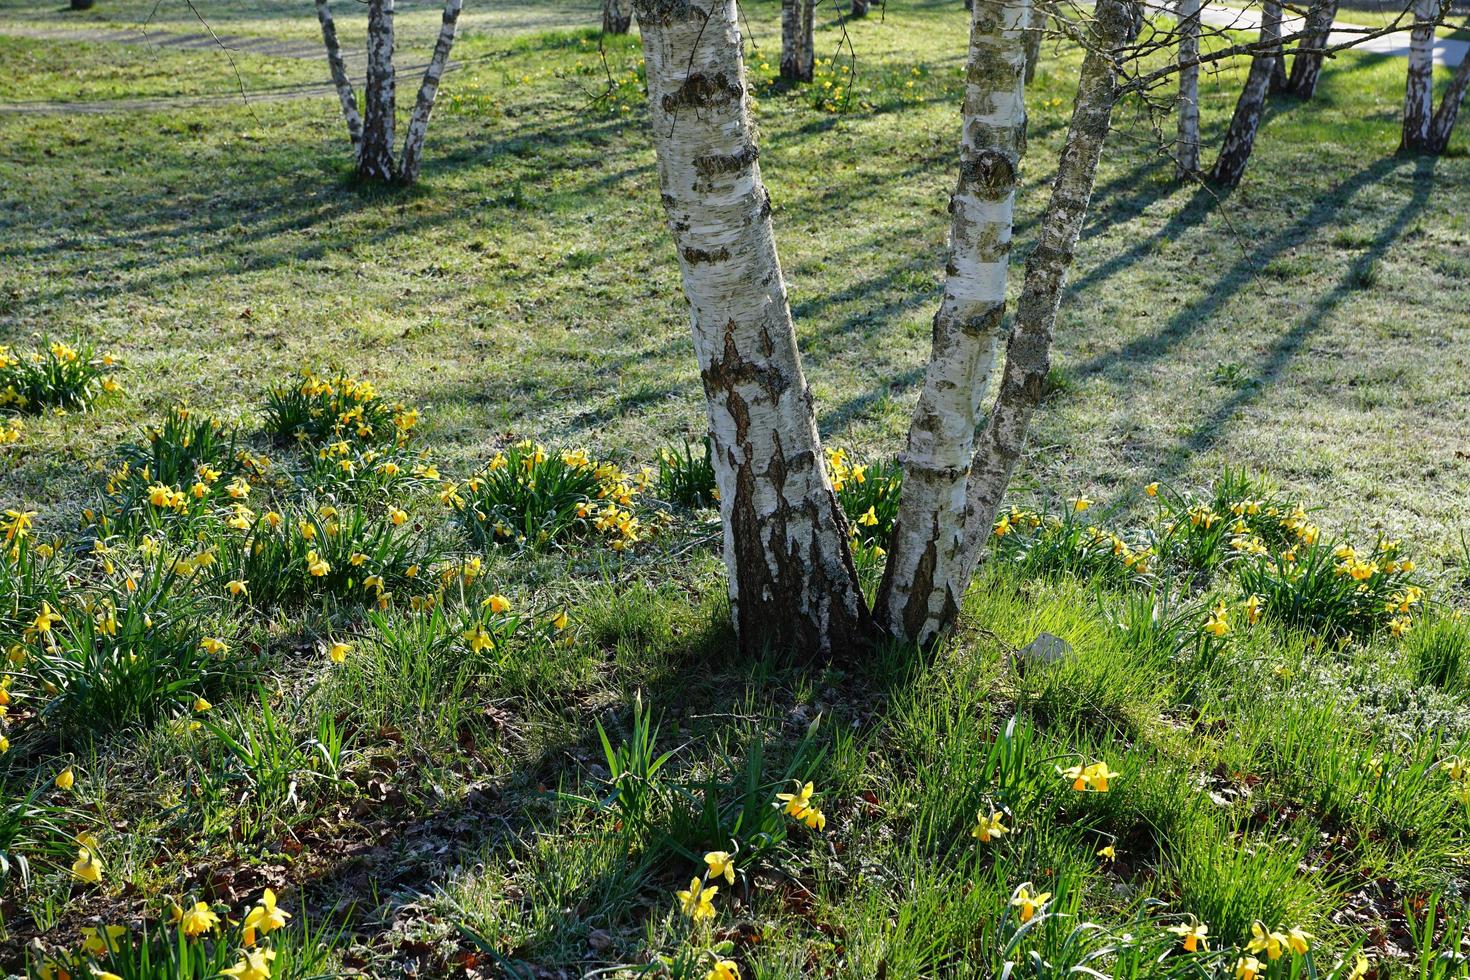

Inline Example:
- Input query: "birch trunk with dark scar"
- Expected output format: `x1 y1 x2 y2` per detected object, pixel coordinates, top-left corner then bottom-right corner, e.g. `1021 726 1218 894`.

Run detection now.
1211 48 1274 188
359 0 398 183
1427 44 1470 153
1284 0 1338 98
1175 0 1200 176
315 0 364 157
1400 0 1439 151
781 0 815 82
1263 0 1289 92
400 0 464 183
632 0 873 659
955 0 1135 585
604 0 632 33
876 0 1030 646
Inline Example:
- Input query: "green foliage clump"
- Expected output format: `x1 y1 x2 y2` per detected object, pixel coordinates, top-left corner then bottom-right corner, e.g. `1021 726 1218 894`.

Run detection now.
262 369 418 447
0 340 120 414
655 438 717 509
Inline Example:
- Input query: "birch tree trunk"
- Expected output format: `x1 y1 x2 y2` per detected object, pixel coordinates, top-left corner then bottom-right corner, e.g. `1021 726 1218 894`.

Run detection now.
852 0 869 18
1400 0 1439 151
781 0 816 82
1427 45 1470 153
1211 46 1274 188
954 0 1136 586
1175 0 1201 176
400 0 464 183
358 0 399 183
1284 0 1338 98
1023 3 1044 83
314 0 364 158
1263 0 1289 92
876 0 1030 645
632 0 873 659
603 0 633 33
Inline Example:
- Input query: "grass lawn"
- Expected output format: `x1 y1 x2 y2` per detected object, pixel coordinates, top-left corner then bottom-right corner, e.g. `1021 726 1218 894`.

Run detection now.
1 0 1469 976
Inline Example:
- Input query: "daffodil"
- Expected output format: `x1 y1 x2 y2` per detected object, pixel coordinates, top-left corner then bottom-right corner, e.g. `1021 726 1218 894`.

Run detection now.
464 626 493 654
1284 926 1311 955
72 844 102 882
776 780 815 817
484 594 511 614
1097 844 1116 861
1167 919 1208 952
81 924 126 954
228 579 249 596
1243 594 1264 625
1204 601 1230 637
55 767 75 790
193 697 212 713
706 959 741 980
1247 921 1287 960
180 900 221 937
800 807 827 831
1010 884 1050 923
1234 955 1262 980
676 877 718 921
306 550 330 576
242 887 291 945
704 850 737 884
33 601 59 633
1144 482 1160 497
201 637 229 655
972 810 1008 842
1071 496 1093 512
326 640 350 664
223 947 276 980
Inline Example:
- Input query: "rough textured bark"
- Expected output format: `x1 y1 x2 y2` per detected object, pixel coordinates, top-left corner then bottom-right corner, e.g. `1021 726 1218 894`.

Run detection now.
1427 43 1470 153
876 0 1030 645
359 0 398 182
1023 3 1044 83
1211 47 1274 188
955 0 1135 585
1284 0 1338 98
1175 0 1201 175
1263 0 1289 92
781 0 815 82
603 0 633 33
632 0 873 659
400 0 464 183
1400 0 1439 151
314 0 364 158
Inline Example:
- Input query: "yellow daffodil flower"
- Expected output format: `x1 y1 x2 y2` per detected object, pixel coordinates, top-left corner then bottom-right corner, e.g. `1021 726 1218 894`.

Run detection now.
1097 844 1116 861
1234 955 1262 980
223 947 276 980
72 845 102 882
1167 919 1208 952
180 900 221 937
704 850 737 884
327 640 350 664
1010 884 1050 923
55 767 75 790
676 877 718 921
972 810 1008 842
776 781 815 817
193 697 212 713
484 594 511 614
706 959 740 980
1247 921 1287 960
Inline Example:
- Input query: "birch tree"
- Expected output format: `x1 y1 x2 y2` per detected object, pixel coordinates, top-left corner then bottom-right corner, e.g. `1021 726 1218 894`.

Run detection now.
1283 0 1339 98
1262 0 1289 92
876 0 1030 643
1175 0 1201 175
1211 40 1275 187
782 0 816 82
314 0 465 185
603 0 633 34
1424 44 1470 153
1400 0 1459 151
631 0 874 657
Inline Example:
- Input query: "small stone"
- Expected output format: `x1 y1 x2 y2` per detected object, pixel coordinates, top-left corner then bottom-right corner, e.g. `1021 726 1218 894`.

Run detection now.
1017 632 1072 666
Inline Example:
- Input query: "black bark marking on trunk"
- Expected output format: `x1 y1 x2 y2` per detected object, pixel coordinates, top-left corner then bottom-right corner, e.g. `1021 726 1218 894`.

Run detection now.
662 73 744 114
959 150 1018 201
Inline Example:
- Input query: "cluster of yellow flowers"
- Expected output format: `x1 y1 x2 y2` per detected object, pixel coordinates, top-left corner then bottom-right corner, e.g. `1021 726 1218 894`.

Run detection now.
1058 759 1119 793
775 779 827 831
1203 595 1266 637
0 343 121 411
37 888 292 980
0 415 21 446
825 448 866 493
1231 921 1315 979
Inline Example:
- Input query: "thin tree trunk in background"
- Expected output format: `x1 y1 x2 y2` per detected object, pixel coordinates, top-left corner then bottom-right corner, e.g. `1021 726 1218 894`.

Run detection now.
852 0 870 18
1263 0 1289 92
877 0 1030 645
400 0 464 183
1176 0 1201 175
955 0 1136 585
314 0 364 158
781 0 816 82
1211 46 1274 187
1400 0 1439 150
1428 41 1470 152
359 0 398 182
632 0 873 659
1284 0 1338 98
1023 3 1043 82
603 0 632 33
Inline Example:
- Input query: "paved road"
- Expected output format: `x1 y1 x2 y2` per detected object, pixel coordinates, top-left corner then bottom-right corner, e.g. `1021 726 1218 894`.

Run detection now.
1187 1 1467 65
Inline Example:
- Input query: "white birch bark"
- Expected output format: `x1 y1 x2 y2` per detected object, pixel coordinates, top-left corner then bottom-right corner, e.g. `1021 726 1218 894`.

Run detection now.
1211 46 1274 188
359 0 398 182
1285 0 1338 98
1401 0 1439 150
604 0 633 32
955 0 1136 586
314 0 364 157
1428 44 1470 153
1175 0 1201 176
1263 0 1289 92
876 0 1030 645
399 0 464 184
632 0 873 658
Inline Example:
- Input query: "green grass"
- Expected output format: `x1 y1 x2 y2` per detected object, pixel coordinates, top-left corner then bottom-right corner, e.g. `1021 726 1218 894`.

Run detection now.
1 0 1469 975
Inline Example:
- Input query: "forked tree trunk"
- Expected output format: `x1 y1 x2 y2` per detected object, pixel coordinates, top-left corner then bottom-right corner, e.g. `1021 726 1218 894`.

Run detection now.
632 0 873 659
1401 0 1440 151
359 0 398 182
400 0 465 183
876 0 1030 644
314 0 364 157
1176 0 1201 175
1284 0 1338 98
1263 0 1289 92
1427 46 1470 153
1023 3 1044 83
604 0 633 33
781 0 816 82
955 0 1136 585
1211 45 1275 188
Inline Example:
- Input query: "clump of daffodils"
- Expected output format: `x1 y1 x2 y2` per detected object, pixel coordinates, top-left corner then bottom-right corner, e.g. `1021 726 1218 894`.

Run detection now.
776 779 827 831
1058 760 1119 793
0 341 121 414
264 368 419 447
